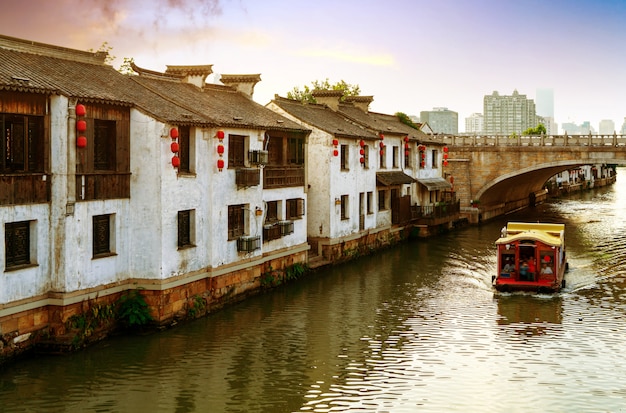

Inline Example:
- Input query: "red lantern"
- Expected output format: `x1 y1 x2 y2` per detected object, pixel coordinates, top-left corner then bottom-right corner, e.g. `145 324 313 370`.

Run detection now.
443 160 448 167
332 139 339 146
170 128 179 139
421 152 426 159
404 143 409 149
443 146 449 153
76 120 87 132
359 139 365 147
380 150 384 156
170 142 179 153
75 104 86 117
379 133 384 140
77 136 87 148
379 141 385 149
450 176 454 184
405 150 409 156
217 130 225 140
172 155 180 168
360 157 365 163
404 136 409 142
333 149 339 156
420 161 425 167
359 148 365 155
217 158 225 171
217 144 225 155
443 153 449 159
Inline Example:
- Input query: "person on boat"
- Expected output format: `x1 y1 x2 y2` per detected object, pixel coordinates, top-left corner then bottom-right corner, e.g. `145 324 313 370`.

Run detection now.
528 257 536 274
502 258 514 273
519 260 530 280
540 261 553 275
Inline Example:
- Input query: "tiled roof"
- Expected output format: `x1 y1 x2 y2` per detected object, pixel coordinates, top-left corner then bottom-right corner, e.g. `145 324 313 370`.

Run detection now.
271 96 378 139
376 171 415 186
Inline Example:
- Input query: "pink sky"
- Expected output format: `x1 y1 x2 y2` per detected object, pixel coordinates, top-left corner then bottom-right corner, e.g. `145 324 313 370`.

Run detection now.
2 0 625 132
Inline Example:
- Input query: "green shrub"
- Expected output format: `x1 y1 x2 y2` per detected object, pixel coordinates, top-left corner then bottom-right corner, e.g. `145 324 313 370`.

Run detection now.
117 289 153 329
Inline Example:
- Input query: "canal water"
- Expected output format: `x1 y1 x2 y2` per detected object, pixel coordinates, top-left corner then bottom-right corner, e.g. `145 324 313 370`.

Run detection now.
2 172 626 412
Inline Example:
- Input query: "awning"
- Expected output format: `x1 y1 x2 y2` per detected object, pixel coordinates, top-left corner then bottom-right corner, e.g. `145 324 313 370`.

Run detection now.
417 177 452 191
376 171 415 186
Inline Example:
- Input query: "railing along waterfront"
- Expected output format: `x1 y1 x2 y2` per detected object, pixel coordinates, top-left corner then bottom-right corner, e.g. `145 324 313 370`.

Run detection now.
430 134 626 147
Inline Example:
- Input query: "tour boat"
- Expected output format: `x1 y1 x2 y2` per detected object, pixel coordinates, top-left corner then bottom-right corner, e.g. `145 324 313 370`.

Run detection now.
493 222 567 293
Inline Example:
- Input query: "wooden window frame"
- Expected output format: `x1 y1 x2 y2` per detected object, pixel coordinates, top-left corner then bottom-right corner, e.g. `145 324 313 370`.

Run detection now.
4 220 31 269
228 204 246 240
178 209 194 248
92 214 113 258
286 198 305 220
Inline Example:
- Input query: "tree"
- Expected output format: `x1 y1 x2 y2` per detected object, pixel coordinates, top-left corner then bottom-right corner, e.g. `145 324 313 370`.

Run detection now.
118 57 137 75
522 124 547 135
287 78 360 103
395 112 419 130
88 42 115 65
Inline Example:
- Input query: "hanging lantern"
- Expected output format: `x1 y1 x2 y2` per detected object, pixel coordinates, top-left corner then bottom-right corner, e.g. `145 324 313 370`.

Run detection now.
172 155 180 168
443 160 448 167
216 130 225 140
380 150 384 156
170 142 179 153
421 152 426 159
443 146 449 153
360 157 365 163
359 148 365 155
333 149 339 156
379 133 384 140
443 153 449 159
405 150 409 156
359 139 365 147
217 158 225 171
379 141 385 149
332 138 339 146
170 128 179 139
217 144 225 156
77 136 87 148
420 161 425 167
75 104 86 117
404 136 409 142
404 143 409 149
76 120 87 132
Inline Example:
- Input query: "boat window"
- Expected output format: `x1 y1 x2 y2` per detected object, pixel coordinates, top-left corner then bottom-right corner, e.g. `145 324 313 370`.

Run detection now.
540 251 555 268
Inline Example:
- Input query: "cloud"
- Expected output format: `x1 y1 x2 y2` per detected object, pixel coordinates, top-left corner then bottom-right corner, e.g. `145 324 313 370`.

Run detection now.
296 48 394 66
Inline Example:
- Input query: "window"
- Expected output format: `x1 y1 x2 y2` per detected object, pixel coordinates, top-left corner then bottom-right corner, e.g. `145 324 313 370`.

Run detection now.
379 147 386 169
94 120 116 171
431 149 438 168
93 214 114 257
404 148 411 168
340 195 349 220
228 135 246 168
340 145 349 170
228 204 245 240
5 221 32 269
178 125 191 173
392 146 399 168
378 190 387 211
1 114 45 173
178 209 194 248
286 198 305 220
265 200 279 223
287 137 304 165
367 191 373 214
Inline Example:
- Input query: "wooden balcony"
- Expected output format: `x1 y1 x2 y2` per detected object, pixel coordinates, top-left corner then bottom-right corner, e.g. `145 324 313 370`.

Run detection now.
263 166 304 189
76 172 131 201
0 173 50 205
236 168 261 187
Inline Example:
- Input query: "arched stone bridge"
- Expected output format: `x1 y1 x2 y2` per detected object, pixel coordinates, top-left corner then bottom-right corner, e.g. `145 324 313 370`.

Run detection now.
431 134 626 222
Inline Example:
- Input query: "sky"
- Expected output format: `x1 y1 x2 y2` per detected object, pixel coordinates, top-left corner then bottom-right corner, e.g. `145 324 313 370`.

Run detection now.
1 0 625 133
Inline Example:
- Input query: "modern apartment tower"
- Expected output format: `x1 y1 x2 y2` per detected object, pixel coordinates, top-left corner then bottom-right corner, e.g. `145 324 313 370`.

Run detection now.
465 113 484 134
483 90 537 135
419 107 458 134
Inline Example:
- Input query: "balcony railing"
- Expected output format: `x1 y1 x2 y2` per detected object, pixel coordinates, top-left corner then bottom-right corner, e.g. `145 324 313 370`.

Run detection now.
263 166 304 189
411 200 461 220
237 235 261 252
76 172 131 201
263 224 282 242
248 150 268 166
236 168 260 187
0 173 50 205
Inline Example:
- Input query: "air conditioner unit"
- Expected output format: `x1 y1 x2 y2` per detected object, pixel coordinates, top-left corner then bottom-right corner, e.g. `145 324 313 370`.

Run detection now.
237 235 261 252
278 220 294 236
248 150 268 165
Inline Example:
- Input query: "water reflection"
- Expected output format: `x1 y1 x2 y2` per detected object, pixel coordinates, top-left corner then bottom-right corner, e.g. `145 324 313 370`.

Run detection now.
496 295 563 337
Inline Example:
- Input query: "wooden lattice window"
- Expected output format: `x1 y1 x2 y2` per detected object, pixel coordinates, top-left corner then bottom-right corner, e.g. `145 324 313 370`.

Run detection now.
93 214 111 257
265 201 279 223
228 135 245 168
178 209 193 248
1 114 45 173
228 204 245 240
286 198 304 220
178 125 190 173
340 195 349 220
94 120 116 171
5 221 30 269
340 145 349 170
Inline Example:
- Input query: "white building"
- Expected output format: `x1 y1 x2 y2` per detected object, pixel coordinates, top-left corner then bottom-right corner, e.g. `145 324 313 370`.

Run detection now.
465 113 484 134
598 119 615 135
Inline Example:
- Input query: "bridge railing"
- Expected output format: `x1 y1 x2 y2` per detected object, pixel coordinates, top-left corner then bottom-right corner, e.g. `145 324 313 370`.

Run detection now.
433 134 626 147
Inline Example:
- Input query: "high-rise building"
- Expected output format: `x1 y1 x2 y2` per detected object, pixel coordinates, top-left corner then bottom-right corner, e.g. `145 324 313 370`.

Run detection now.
465 113 483 134
483 90 537 135
620 118 626 134
535 88 554 118
419 107 458 134
598 119 615 135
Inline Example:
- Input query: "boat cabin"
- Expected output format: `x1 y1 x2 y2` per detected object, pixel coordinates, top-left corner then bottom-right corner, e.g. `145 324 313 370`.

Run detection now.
494 222 567 292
